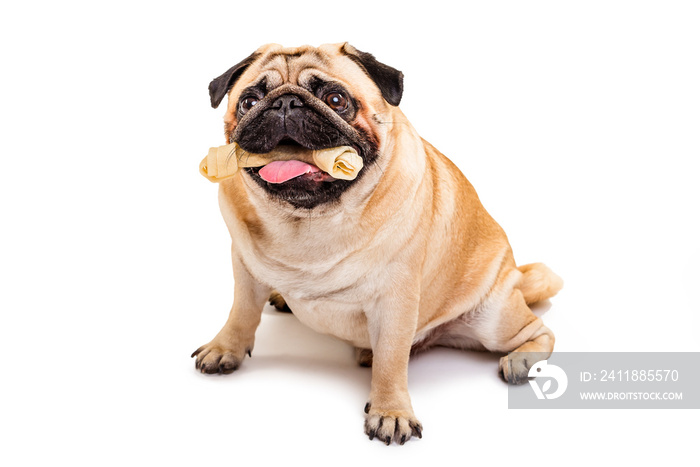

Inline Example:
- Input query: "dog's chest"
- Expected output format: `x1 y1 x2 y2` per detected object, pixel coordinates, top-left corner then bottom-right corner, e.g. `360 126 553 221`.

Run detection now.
242 220 385 346
251 246 379 347
248 235 383 303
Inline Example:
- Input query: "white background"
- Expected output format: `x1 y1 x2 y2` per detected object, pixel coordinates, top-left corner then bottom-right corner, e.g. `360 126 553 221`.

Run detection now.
1 1 699 465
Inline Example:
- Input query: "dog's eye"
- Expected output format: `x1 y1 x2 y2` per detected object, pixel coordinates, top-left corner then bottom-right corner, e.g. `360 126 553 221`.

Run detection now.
240 97 259 114
324 92 348 112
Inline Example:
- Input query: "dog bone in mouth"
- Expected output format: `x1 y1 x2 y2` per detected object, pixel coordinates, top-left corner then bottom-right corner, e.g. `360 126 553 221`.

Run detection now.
199 143 363 183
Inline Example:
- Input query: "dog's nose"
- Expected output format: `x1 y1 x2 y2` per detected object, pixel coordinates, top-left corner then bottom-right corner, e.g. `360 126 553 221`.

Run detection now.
271 94 304 112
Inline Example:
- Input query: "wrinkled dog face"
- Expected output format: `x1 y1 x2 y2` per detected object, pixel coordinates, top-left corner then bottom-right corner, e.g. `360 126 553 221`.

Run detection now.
208 43 404 209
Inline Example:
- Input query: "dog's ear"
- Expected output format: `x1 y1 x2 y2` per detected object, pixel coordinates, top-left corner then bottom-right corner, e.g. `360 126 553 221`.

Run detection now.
342 43 404 106
208 52 259 109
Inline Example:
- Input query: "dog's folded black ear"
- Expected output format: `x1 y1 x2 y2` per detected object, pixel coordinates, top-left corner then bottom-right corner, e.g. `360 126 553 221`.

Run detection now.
208 52 259 109
342 44 404 106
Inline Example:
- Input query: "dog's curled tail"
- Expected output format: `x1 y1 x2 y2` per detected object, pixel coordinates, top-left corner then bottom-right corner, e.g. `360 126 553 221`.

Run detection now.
517 263 564 305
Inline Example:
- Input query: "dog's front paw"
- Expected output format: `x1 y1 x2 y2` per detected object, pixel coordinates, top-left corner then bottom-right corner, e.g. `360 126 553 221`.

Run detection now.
191 339 252 375
363 403 422 445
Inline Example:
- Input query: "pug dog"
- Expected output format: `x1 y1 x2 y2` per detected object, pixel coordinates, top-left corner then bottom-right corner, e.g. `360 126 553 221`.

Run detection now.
192 43 563 445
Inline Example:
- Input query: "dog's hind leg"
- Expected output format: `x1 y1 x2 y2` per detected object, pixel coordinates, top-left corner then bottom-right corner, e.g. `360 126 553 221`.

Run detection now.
268 291 292 313
354 347 373 367
461 266 558 384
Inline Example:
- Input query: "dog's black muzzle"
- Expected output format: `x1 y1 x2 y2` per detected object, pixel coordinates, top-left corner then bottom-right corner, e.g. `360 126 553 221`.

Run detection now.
232 84 364 155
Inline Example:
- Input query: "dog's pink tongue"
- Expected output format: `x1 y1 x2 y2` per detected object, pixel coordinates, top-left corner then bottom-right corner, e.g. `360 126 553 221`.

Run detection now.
259 160 320 183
